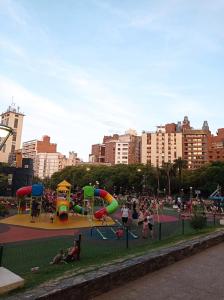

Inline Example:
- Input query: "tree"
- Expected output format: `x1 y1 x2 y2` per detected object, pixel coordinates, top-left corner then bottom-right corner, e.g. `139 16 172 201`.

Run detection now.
173 158 188 185
162 162 175 195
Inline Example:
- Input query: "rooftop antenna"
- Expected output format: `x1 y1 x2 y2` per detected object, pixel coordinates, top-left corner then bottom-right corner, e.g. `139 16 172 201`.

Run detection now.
11 96 15 106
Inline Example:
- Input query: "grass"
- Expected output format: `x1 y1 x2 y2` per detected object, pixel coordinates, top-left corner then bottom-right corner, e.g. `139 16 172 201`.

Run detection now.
1 222 222 294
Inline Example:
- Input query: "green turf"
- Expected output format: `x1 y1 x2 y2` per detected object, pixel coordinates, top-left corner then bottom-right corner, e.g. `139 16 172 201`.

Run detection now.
1 222 221 294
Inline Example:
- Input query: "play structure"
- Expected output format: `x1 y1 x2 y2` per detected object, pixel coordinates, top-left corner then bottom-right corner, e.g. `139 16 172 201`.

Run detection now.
1 181 119 230
74 186 118 219
16 184 44 214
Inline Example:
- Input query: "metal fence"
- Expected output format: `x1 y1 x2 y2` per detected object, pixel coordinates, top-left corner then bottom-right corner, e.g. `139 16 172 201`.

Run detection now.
0 213 223 291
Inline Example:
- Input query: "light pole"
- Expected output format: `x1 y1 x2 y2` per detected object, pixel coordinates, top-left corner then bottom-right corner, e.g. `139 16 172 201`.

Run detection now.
0 124 13 151
190 187 193 205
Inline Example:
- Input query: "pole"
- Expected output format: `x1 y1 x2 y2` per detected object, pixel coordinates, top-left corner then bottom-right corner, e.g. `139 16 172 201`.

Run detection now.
126 226 129 249
159 223 162 240
182 218 185 235
0 245 3 267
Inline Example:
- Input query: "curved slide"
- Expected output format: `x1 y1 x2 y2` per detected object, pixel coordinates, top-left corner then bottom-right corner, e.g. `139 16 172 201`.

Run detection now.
74 188 118 219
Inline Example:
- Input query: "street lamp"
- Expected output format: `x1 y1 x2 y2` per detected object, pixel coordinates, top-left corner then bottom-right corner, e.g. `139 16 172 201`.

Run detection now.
189 187 193 204
0 124 13 151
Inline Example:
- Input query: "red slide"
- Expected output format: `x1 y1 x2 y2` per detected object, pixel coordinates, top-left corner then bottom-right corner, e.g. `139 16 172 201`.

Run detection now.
16 186 32 197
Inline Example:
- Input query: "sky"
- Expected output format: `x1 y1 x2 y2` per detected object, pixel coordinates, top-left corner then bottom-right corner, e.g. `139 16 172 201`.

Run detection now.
1 0 224 161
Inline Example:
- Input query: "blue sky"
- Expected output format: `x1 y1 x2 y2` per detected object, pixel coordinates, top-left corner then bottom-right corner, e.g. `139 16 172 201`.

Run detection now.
1 0 224 160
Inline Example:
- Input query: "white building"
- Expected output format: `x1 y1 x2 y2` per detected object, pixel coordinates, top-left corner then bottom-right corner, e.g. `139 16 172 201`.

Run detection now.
141 125 183 167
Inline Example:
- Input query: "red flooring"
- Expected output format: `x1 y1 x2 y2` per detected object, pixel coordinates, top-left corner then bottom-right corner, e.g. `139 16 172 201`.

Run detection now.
0 214 178 244
156 214 178 223
0 224 77 244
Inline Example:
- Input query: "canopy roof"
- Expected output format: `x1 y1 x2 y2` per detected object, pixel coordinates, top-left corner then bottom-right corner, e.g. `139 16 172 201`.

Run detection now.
57 180 71 187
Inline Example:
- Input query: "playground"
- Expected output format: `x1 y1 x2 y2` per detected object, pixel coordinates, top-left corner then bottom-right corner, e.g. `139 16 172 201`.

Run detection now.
0 181 223 295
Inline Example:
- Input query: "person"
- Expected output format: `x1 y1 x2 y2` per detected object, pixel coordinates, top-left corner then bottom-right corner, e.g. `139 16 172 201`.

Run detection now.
49 211 54 223
142 218 149 239
101 213 107 226
147 211 154 238
64 241 80 262
115 227 124 239
30 200 38 223
132 208 139 227
50 249 65 265
121 204 129 226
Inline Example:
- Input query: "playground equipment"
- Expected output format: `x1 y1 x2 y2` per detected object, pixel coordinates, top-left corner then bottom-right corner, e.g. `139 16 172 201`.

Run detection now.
56 180 71 221
209 185 224 201
16 184 44 214
74 186 119 220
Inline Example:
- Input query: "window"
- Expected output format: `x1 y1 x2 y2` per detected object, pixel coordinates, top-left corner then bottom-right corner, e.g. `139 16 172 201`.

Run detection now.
12 132 17 141
14 118 18 128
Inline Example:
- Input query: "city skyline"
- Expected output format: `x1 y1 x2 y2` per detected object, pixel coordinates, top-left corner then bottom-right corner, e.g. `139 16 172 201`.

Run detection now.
1 0 224 160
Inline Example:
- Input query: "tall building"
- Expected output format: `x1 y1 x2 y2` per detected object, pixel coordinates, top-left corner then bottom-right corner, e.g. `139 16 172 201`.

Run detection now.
141 123 182 167
22 135 57 175
89 144 106 163
182 120 211 169
0 104 24 163
22 135 81 178
90 130 141 165
208 128 224 162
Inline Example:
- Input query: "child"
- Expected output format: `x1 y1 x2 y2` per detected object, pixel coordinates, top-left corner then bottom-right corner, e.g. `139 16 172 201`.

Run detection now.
101 214 107 226
115 227 124 239
49 212 54 223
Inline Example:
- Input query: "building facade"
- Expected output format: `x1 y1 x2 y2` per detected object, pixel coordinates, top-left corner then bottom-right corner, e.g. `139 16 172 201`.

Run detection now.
208 128 224 162
89 130 141 165
0 104 24 163
182 129 210 169
141 124 182 167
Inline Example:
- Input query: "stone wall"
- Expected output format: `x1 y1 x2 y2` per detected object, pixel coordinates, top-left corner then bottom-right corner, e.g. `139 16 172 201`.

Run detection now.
6 230 224 300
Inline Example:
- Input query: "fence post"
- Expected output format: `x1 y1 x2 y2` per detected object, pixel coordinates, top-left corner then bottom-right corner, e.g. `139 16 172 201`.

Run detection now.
182 218 185 235
159 223 162 240
126 226 129 249
0 245 3 267
77 234 81 261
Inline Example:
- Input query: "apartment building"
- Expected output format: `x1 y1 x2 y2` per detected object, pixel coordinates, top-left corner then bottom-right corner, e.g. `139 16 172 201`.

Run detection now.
141 124 182 167
208 128 224 162
0 104 24 163
183 129 210 169
22 135 57 175
89 130 141 165
89 144 106 163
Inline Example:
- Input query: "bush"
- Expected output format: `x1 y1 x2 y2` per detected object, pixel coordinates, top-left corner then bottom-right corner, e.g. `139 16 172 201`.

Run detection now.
0 203 9 217
190 215 207 230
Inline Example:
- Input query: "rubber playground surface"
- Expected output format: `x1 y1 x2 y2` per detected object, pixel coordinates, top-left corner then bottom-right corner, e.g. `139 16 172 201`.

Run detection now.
0 213 178 244
0 213 115 229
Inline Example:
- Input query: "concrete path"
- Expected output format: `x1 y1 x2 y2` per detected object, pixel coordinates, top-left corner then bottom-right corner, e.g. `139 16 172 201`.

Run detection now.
94 242 224 300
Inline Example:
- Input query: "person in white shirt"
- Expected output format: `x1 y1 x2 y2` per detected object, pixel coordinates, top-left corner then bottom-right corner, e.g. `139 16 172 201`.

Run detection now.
121 204 129 226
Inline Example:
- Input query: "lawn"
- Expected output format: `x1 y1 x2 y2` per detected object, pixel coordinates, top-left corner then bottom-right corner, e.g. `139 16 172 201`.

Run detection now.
1 222 221 293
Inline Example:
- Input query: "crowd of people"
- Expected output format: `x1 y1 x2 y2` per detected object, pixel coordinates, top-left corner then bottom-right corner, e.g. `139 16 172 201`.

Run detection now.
119 195 165 239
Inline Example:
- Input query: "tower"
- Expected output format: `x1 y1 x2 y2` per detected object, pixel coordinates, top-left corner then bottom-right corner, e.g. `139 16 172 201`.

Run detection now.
0 104 25 163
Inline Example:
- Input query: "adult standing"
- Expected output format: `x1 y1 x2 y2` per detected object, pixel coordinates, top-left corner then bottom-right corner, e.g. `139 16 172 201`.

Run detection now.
121 204 129 226
147 210 154 238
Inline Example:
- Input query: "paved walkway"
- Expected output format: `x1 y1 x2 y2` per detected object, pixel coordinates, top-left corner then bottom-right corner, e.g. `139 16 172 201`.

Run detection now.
94 242 224 300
